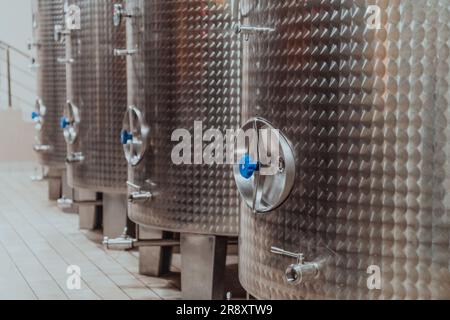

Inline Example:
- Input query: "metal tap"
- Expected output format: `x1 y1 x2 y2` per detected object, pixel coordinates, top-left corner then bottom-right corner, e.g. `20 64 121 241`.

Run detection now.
271 247 320 285
66 152 85 164
127 181 152 203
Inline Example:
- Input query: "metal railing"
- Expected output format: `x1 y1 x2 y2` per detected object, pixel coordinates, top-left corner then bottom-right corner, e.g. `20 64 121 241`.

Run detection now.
0 40 36 111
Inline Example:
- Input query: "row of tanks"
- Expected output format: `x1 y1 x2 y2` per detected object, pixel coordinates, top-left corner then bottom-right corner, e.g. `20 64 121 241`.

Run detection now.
30 0 450 300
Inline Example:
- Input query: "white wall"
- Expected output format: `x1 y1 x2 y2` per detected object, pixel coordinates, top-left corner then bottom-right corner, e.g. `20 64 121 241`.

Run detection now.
0 0 37 162
0 0 35 118
0 0 33 53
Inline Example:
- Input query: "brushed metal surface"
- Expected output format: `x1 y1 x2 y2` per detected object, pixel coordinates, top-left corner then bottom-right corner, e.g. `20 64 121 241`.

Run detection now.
239 0 450 299
32 0 67 168
126 0 241 236
66 0 128 194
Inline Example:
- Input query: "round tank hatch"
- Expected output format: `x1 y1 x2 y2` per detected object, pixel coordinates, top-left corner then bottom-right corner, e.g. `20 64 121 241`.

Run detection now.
121 105 149 166
233 118 296 214
62 100 80 145
32 98 47 131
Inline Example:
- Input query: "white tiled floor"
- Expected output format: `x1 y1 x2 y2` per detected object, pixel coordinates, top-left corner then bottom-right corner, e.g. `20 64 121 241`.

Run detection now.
0 163 181 300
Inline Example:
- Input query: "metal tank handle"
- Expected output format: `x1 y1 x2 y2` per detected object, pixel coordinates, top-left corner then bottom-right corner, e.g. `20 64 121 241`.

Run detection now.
57 57 74 64
113 48 137 57
66 152 85 164
236 25 276 36
113 3 133 27
231 0 275 38
271 247 321 286
33 144 52 153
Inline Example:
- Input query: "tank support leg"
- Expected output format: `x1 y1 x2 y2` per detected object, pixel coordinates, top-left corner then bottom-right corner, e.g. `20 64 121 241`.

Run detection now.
181 234 228 300
139 227 173 277
47 167 62 201
78 189 100 230
102 193 134 238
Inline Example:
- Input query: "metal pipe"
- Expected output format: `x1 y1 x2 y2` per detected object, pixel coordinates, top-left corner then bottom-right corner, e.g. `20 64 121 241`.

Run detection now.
103 235 180 251
57 197 102 210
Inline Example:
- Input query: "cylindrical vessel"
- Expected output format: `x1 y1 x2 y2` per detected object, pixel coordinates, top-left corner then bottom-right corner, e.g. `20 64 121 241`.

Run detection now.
123 0 241 236
63 0 128 194
31 0 67 168
237 0 450 299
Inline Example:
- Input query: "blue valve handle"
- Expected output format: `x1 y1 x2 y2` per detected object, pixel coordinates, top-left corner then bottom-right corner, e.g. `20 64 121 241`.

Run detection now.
60 117 70 129
31 111 39 120
239 154 259 179
120 130 133 145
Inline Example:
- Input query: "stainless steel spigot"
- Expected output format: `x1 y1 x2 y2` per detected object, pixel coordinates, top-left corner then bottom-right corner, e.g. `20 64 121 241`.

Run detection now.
103 228 136 251
271 247 321 285
127 181 152 203
128 191 152 203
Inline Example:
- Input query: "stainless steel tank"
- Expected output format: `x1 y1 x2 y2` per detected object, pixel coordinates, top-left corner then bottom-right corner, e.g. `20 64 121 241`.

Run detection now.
118 0 241 299
60 0 129 237
31 0 67 169
235 0 450 300
62 0 127 194
123 0 241 238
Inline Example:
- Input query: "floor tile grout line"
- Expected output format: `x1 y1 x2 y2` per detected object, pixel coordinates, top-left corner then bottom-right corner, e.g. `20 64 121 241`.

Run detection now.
1 168 180 300
0 187 72 299
17 174 170 299
0 230 39 300
0 177 104 300
11 175 152 300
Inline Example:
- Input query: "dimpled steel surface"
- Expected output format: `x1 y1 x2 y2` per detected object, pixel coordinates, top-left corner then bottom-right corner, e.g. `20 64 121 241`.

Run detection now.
239 0 450 299
33 0 67 168
66 0 128 194
126 0 241 236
